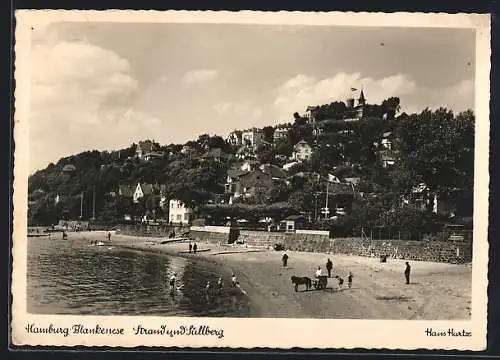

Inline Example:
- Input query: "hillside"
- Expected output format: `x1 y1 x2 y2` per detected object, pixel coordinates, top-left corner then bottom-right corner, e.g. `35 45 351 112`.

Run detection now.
27 97 475 237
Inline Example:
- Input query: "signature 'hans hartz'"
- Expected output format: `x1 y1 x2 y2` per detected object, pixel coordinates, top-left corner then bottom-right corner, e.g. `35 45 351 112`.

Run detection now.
133 324 224 339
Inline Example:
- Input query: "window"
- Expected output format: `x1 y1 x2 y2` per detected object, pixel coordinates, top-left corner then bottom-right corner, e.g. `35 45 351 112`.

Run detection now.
176 215 182 221
170 215 174 221
184 213 190 221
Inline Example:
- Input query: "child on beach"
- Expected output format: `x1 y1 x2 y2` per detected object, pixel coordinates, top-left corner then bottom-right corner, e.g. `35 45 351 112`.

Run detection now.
231 274 238 287
337 276 344 289
348 272 353 288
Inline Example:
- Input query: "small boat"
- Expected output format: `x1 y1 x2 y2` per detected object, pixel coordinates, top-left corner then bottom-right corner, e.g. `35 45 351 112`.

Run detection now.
178 248 211 254
160 237 190 245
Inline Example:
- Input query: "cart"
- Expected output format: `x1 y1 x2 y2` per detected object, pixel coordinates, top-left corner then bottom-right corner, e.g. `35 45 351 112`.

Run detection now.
313 275 328 290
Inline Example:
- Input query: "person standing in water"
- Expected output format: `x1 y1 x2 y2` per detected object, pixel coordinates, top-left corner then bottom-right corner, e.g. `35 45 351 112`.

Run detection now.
326 258 333 278
169 272 177 292
404 262 411 285
217 277 224 294
282 253 289 267
205 281 212 295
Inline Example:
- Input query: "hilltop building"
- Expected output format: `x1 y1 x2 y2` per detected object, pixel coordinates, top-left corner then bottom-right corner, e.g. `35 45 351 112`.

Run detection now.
304 106 320 123
136 140 163 160
343 89 367 122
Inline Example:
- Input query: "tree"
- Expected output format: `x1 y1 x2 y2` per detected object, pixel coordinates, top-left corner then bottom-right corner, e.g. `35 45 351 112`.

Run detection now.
392 107 474 215
262 126 275 143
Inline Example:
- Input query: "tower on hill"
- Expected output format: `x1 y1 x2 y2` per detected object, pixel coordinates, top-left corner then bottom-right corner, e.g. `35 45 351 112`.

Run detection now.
355 88 366 119
357 88 366 107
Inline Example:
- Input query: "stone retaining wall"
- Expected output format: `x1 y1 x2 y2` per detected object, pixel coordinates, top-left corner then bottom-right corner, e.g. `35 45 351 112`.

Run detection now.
190 229 230 244
189 226 472 264
238 231 288 248
328 238 472 264
119 224 190 237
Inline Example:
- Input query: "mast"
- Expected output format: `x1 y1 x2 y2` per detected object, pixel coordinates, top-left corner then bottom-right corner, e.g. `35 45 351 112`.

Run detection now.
325 182 329 219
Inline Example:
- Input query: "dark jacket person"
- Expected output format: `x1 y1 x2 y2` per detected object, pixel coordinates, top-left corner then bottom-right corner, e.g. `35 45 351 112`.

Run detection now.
326 258 333 277
282 253 289 267
404 262 411 285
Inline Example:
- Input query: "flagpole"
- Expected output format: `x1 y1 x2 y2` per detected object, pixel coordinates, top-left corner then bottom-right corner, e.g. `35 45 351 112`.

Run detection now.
80 192 83 220
92 185 96 221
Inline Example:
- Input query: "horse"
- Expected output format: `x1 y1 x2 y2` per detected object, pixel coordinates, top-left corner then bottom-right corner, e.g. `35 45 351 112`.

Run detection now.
291 276 312 292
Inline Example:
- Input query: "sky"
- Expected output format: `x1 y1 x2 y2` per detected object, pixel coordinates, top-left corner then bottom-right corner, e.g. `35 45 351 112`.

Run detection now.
28 21 475 173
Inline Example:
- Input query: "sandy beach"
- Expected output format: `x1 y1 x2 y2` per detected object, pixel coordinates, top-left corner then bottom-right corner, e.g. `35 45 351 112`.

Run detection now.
81 231 472 320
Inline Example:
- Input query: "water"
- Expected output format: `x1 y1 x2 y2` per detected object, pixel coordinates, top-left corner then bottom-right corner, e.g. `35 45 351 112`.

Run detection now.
27 237 250 317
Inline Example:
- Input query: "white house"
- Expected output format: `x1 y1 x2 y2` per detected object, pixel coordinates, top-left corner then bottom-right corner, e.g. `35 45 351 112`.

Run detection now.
304 106 319 122
381 132 393 150
242 128 264 149
292 140 313 162
273 124 291 142
227 130 242 147
169 199 193 225
240 159 259 172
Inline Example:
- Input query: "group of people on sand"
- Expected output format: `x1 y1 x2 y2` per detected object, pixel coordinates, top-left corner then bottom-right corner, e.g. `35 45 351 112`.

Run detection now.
188 242 198 254
314 262 353 290
282 252 354 290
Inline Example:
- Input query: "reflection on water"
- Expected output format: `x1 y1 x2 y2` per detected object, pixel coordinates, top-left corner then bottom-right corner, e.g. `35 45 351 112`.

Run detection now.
27 237 250 317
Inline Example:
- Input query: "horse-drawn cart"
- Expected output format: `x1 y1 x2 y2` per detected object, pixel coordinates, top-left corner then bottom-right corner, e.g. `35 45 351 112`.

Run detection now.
313 275 328 290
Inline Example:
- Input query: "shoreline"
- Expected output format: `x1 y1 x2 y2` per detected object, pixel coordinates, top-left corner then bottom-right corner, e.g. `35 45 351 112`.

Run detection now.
105 233 471 320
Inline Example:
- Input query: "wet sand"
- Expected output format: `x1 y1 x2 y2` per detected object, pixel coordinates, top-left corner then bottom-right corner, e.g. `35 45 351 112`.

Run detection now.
84 231 472 320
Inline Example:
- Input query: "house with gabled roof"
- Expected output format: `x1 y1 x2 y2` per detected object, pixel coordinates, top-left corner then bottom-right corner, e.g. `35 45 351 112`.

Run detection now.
201 148 224 162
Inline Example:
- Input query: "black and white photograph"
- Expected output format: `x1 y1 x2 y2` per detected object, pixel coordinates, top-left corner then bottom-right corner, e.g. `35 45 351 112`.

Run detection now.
12 10 490 350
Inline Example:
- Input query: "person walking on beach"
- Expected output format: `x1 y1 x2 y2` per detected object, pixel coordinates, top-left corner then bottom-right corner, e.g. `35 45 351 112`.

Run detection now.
404 262 411 285
348 272 353 289
107 232 111 242
193 243 198 254
326 258 333 278
189 243 193 253
282 253 289 267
